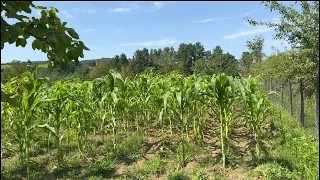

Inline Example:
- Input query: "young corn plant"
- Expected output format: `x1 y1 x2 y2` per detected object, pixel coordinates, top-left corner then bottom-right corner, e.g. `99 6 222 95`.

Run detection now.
99 70 124 156
42 81 69 169
174 77 194 167
66 90 93 157
202 74 237 167
158 90 171 149
242 77 274 159
192 75 206 144
3 67 54 179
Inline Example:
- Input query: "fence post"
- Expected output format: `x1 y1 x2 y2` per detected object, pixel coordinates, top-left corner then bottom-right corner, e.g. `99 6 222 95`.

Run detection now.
315 76 319 139
289 80 293 117
300 79 304 127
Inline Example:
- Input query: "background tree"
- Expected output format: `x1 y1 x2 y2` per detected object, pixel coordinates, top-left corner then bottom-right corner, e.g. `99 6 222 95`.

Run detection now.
205 46 222 75
194 42 205 62
192 57 207 75
89 58 113 79
119 53 128 67
154 46 183 74
111 55 120 70
176 43 204 75
246 35 264 64
240 51 253 76
1 61 29 82
132 48 151 74
73 63 91 80
247 1 319 138
206 46 239 76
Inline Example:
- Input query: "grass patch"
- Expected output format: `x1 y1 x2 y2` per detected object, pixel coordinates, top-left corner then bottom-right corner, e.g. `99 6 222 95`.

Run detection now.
113 132 145 162
252 162 300 180
192 168 209 180
125 155 166 179
257 104 319 179
81 157 116 178
167 169 190 180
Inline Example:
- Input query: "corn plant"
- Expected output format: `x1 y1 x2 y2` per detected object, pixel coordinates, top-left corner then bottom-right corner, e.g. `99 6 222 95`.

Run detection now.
174 76 194 167
242 77 275 159
158 90 171 148
67 91 93 156
42 81 69 169
202 74 237 167
2 67 54 179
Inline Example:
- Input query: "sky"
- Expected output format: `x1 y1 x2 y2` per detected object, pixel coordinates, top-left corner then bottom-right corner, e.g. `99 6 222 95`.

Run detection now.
1 1 293 63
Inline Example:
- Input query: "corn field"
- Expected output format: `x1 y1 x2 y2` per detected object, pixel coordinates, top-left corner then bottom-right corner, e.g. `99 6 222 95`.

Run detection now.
1 68 274 179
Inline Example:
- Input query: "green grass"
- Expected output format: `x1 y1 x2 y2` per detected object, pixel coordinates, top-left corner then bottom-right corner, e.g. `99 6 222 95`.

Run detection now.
80 158 116 178
125 155 166 179
1 63 48 70
113 132 145 161
248 103 319 180
167 169 190 180
1 64 11 69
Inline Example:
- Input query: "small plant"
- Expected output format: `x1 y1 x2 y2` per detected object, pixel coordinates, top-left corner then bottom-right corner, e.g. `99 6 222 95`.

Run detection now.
145 155 166 175
253 162 298 180
176 141 198 168
126 155 166 179
114 133 144 161
167 169 190 180
81 158 116 178
192 168 208 180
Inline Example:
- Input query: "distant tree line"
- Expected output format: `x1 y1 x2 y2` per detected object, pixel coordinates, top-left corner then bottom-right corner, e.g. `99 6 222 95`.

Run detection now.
1 38 264 82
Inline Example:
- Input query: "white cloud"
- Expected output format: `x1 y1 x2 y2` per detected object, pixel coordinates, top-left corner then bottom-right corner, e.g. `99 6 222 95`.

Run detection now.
108 8 132 12
245 10 257 16
120 39 177 47
59 10 74 18
224 27 272 40
82 28 96 32
107 6 140 13
107 3 140 13
153 2 166 9
192 17 234 23
107 2 172 13
271 17 281 23
151 1 174 11
73 8 96 13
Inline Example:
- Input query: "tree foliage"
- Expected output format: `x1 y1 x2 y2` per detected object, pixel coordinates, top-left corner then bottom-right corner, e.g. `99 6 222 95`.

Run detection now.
246 35 265 64
246 1 319 80
1 1 90 70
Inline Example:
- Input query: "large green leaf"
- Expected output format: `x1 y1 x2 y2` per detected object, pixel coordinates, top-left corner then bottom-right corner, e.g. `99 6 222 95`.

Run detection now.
66 28 79 39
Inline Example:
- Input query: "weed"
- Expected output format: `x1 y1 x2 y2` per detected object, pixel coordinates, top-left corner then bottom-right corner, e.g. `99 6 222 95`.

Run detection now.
167 169 190 180
81 158 116 178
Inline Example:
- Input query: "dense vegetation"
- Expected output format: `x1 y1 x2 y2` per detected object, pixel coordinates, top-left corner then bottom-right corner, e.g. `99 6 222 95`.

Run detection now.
1 1 319 179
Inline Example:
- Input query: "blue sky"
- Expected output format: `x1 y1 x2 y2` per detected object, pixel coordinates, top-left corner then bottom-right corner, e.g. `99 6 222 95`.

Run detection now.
1 1 292 63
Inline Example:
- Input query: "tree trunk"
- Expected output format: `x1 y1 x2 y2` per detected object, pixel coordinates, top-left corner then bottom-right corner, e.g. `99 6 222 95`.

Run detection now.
315 75 319 139
300 79 304 127
289 80 293 117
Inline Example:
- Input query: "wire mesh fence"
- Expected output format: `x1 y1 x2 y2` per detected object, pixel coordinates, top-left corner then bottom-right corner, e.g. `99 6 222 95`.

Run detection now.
261 79 316 136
